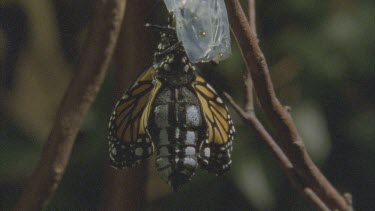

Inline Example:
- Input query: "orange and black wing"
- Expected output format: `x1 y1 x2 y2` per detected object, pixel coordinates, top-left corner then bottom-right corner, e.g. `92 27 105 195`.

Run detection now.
108 67 161 169
192 73 235 174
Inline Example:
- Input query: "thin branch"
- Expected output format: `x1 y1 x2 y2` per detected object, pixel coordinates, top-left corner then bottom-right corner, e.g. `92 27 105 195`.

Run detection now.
247 0 257 37
14 0 127 210
224 93 330 211
240 5 327 208
243 71 254 113
243 0 256 113
224 0 352 210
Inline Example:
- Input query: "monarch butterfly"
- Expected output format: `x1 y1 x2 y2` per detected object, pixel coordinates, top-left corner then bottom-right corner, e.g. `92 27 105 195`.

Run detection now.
108 16 234 191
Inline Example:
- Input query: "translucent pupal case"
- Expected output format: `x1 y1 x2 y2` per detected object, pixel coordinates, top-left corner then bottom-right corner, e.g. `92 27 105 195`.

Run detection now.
163 0 231 63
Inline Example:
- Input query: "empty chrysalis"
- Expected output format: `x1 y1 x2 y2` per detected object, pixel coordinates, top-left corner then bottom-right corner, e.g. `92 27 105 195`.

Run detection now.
163 0 231 63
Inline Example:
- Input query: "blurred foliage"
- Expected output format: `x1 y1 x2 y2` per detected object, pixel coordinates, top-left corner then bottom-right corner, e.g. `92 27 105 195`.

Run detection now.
1 0 374 210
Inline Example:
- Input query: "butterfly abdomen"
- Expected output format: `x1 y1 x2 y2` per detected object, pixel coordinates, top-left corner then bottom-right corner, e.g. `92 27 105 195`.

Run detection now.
148 85 205 190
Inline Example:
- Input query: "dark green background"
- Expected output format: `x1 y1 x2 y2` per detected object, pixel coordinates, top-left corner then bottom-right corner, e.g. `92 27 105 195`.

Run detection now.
1 0 374 210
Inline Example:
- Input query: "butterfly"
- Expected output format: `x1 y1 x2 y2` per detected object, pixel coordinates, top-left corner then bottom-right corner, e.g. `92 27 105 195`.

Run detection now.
108 15 234 191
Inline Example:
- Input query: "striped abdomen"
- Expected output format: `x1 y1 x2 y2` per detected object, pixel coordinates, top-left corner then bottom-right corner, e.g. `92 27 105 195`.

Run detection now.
148 86 205 190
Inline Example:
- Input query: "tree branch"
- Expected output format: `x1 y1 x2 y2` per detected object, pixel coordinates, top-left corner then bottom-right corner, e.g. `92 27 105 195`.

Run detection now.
224 0 353 210
224 93 330 211
243 0 256 113
247 0 257 37
14 0 127 210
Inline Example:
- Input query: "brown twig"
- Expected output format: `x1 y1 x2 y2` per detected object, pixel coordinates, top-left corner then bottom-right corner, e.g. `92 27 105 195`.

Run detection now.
243 0 256 113
224 93 330 211
224 0 352 210
14 0 127 210
228 3 328 206
247 0 257 37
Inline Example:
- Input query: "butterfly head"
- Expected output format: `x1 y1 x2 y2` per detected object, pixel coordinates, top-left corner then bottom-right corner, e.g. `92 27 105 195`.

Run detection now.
154 51 197 86
153 29 198 86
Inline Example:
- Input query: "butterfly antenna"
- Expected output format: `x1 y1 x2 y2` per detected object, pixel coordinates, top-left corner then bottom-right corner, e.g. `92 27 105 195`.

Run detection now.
145 23 175 32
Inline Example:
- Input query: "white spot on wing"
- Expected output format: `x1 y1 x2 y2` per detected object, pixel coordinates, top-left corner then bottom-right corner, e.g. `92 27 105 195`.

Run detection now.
206 84 217 94
111 148 117 155
135 148 143 156
121 94 129 100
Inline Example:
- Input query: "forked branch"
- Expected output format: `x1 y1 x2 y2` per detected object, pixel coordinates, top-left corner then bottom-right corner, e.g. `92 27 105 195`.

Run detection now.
14 0 127 210
224 0 353 210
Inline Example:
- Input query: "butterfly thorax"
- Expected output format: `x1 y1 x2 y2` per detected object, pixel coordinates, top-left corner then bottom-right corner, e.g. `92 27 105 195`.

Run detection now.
154 32 196 87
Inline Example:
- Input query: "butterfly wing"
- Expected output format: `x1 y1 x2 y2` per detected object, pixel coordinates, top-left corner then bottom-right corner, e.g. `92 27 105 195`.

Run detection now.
192 73 235 174
108 67 161 169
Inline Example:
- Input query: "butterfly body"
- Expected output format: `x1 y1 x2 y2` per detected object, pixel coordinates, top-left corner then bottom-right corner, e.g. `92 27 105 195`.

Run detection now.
108 31 234 190
149 85 205 189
